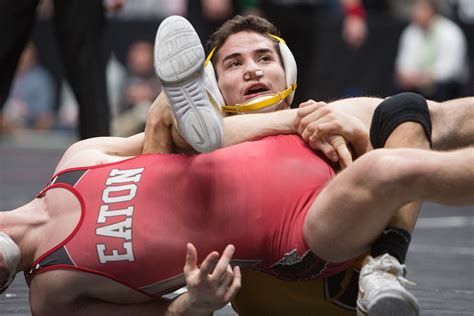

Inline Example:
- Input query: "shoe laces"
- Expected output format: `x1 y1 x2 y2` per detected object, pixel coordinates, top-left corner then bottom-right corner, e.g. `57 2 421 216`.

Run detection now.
362 254 417 288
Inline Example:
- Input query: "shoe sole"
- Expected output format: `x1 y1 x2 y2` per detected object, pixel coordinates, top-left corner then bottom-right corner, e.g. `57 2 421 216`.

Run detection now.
154 15 223 153
357 290 419 316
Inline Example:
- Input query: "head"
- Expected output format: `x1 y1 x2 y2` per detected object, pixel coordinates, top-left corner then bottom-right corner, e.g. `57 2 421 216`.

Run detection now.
127 41 154 76
204 15 297 114
412 0 438 30
0 232 20 294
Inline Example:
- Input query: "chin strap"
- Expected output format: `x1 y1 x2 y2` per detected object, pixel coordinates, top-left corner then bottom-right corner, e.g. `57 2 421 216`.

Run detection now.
221 83 297 114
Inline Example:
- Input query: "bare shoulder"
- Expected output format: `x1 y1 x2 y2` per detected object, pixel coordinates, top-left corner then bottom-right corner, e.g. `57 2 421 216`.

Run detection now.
55 134 145 173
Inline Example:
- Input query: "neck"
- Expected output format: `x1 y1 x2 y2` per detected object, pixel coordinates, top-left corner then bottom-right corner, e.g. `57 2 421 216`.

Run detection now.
0 198 48 272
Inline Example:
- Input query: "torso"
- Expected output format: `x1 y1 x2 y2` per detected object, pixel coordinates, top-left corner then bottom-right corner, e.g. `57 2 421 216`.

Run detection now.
28 135 335 302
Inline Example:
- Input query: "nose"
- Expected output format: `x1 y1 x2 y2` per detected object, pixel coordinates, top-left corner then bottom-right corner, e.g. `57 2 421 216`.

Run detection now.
243 60 262 80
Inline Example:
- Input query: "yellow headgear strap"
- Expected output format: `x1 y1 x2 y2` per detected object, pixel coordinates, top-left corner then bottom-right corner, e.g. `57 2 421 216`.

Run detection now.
221 83 297 114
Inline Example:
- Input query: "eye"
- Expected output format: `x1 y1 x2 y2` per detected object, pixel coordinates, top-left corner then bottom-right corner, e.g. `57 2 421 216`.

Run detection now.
226 60 241 69
257 55 272 63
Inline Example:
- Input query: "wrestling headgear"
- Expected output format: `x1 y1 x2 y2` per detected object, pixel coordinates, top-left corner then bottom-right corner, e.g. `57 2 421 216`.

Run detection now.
204 34 297 114
0 232 20 294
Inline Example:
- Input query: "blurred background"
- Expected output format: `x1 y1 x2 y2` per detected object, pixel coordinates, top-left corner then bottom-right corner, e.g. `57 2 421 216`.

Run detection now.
0 0 473 142
0 2 473 315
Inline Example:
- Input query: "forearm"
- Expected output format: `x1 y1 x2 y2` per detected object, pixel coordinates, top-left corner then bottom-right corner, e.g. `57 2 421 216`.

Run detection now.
326 97 382 128
222 109 298 147
430 97 474 150
165 292 212 316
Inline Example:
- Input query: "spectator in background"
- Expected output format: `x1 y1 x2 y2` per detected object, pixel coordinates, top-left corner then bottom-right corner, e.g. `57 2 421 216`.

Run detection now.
109 0 185 20
187 0 259 47
0 0 123 139
394 0 469 101
113 40 161 136
3 42 55 131
255 0 368 106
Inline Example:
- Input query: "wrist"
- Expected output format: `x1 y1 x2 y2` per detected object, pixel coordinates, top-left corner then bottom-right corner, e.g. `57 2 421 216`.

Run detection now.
167 292 213 316
352 128 369 157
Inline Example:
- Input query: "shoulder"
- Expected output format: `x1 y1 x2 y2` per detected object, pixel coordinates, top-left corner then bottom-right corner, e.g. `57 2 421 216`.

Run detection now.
29 270 84 315
398 25 423 51
55 133 144 173
55 138 116 173
436 17 466 39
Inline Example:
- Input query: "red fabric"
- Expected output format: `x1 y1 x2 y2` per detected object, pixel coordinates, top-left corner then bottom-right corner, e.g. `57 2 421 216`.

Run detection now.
30 135 351 296
344 3 366 19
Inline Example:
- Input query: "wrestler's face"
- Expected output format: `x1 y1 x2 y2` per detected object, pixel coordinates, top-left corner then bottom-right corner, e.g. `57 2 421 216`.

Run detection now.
214 31 287 106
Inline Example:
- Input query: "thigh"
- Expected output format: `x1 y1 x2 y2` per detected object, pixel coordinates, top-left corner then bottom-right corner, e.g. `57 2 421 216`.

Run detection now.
302 151 408 263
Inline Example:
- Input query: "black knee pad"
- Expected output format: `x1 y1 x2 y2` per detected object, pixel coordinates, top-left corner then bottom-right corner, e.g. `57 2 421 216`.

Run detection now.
370 92 432 149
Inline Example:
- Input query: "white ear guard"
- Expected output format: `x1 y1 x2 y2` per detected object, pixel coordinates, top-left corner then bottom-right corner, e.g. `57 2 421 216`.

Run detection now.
203 34 297 114
0 232 20 294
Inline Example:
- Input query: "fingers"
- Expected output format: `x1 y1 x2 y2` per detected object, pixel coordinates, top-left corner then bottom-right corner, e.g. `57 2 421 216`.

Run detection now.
223 266 241 302
328 135 353 169
209 245 235 282
183 243 197 276
296 102 328 136
298 99 317 108
311 139 339 163
184 244 241 310
198 249 220 281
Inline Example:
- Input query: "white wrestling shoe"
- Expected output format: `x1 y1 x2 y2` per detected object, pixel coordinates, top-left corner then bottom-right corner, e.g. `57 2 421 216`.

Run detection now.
356 254 420 316
154 15 223 153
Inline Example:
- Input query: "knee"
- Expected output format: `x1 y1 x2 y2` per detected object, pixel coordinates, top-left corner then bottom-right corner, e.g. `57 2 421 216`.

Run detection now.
358 148 432 191
370 92 432 149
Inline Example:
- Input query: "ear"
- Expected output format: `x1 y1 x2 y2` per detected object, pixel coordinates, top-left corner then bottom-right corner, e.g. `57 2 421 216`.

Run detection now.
204 61 226 108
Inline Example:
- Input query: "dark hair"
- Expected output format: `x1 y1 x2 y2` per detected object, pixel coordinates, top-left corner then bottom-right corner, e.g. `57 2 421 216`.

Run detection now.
207 15 281 63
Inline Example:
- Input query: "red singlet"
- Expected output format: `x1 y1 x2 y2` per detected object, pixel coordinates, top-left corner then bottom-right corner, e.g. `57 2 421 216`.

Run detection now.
26 135 354 297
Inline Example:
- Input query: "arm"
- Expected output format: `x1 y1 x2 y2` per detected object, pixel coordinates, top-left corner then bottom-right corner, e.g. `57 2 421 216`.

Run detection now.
31 291 208 316
222 109 297 147
429 97 474 150
55 133 145 172
29 244 240 316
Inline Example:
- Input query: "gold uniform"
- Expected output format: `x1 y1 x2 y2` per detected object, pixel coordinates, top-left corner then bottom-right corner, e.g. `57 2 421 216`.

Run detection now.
232 257 365 315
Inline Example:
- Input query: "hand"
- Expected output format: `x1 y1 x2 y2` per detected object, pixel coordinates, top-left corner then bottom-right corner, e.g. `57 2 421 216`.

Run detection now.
183 243 241 314
296 100 369 168
143 92 192 154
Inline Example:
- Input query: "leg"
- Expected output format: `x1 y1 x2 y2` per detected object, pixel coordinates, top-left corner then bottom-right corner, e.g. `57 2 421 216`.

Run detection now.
303 149 425 263
154 16 223 153
361 93 433 316
0 0 39 128
304 146 474 262
53 0 110 139
143 91 192 154
304 146 474 315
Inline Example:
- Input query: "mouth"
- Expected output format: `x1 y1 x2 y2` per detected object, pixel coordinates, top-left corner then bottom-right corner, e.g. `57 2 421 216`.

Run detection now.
244 83 271 100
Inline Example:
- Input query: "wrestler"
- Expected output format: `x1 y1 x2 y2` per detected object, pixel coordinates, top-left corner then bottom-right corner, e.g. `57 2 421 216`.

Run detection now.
146 15 474 315
1 114 474 316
